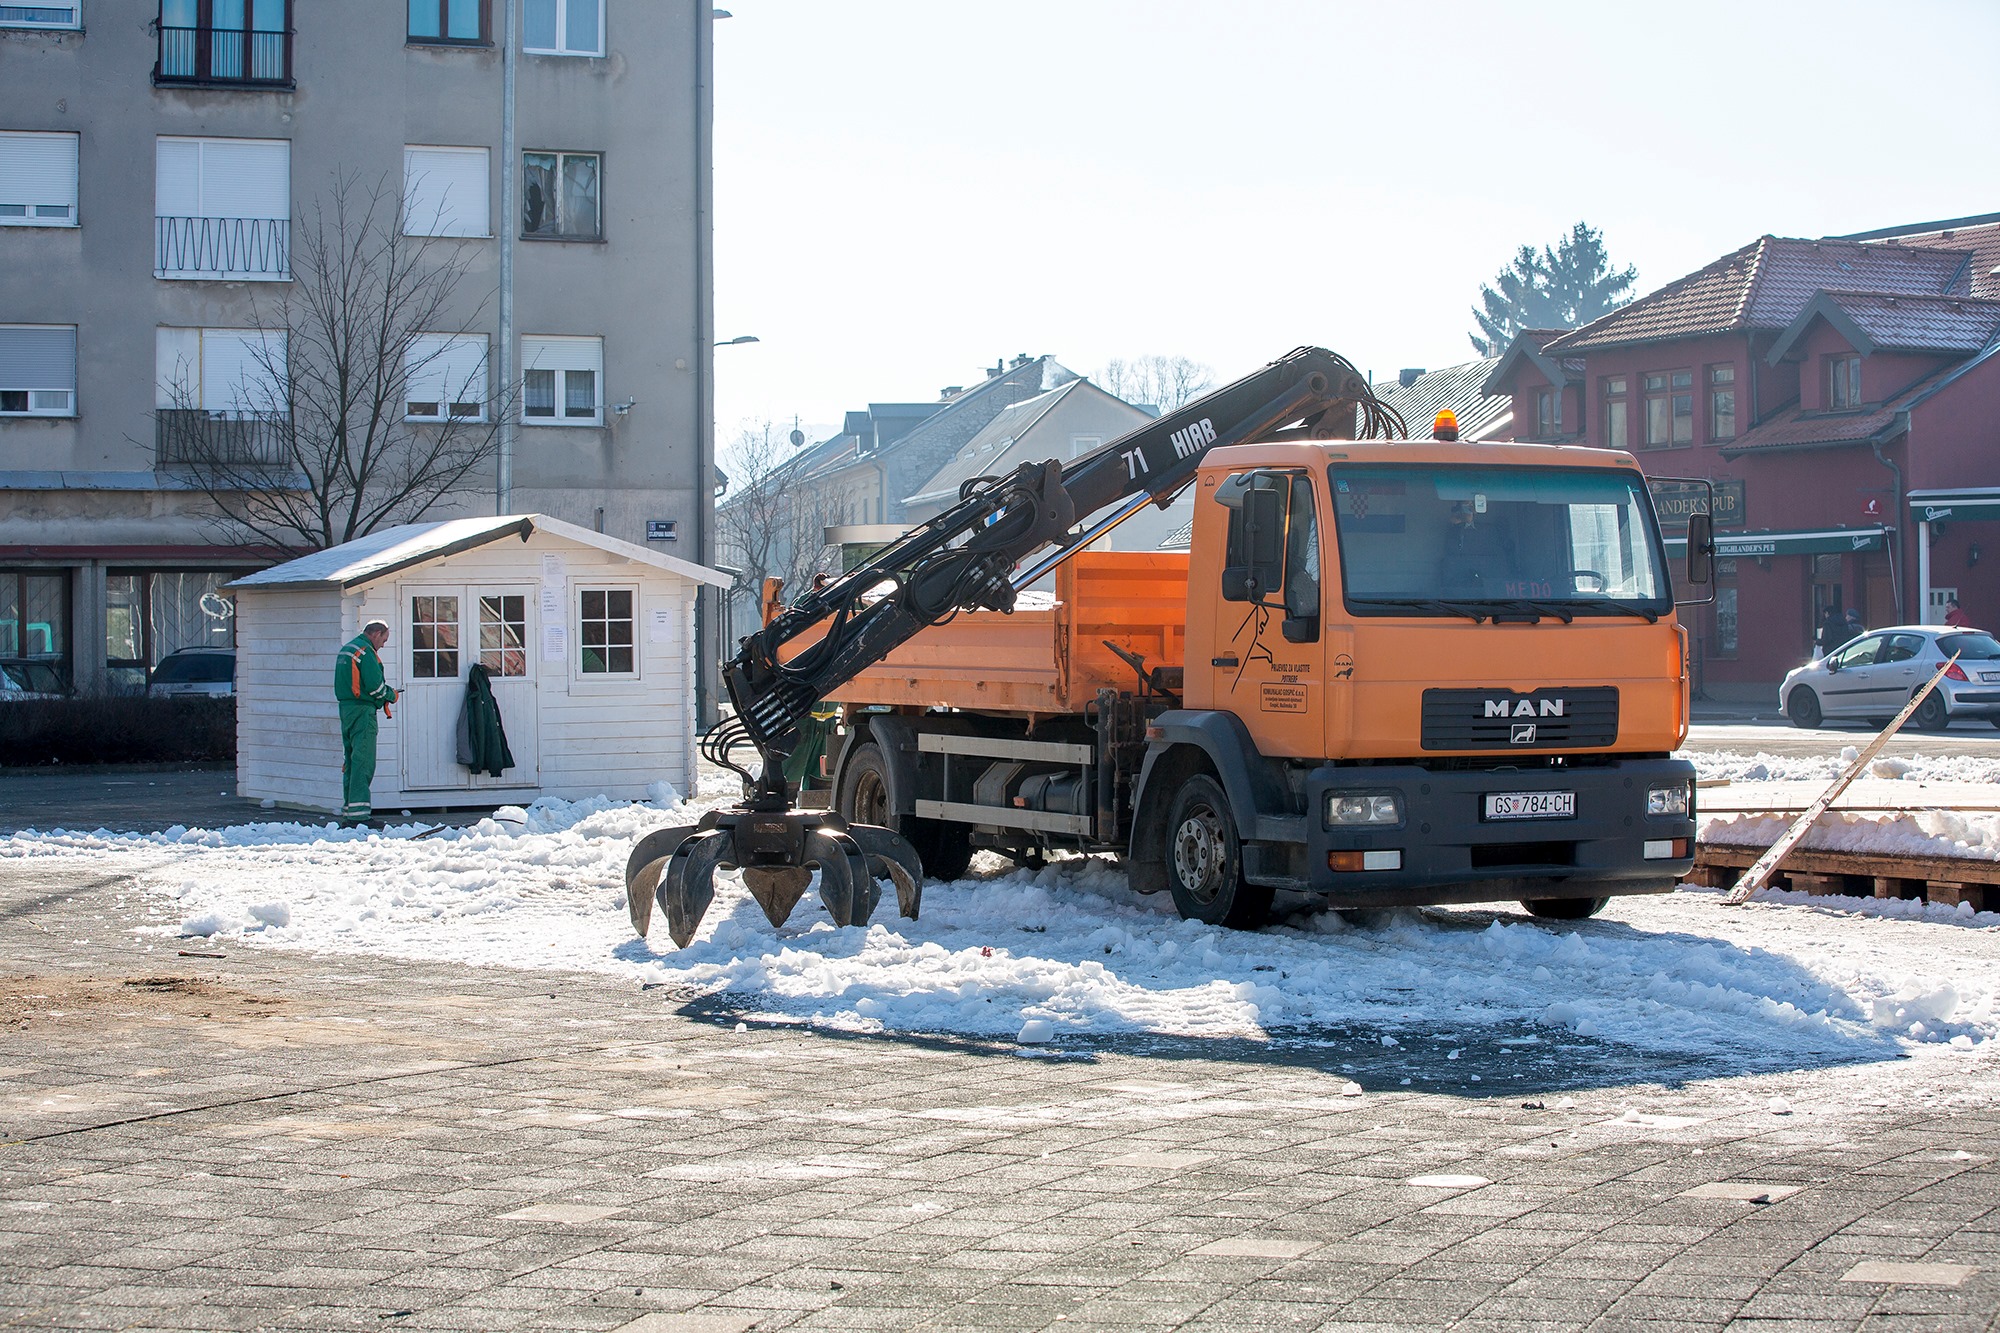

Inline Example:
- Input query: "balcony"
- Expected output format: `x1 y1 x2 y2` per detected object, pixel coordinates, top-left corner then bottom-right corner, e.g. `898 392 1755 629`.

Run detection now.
155 21 293 88
156 410 292 469
155 216 289 280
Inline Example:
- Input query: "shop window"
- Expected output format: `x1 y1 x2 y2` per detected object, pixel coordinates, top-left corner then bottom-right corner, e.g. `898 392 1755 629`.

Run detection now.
0 570 69 689
1713 586 1737 658
104 569 241 692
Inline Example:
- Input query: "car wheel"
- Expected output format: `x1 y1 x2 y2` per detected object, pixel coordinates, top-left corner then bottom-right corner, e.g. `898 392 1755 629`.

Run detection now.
1785 687 1823 729
1521 896 1609 920
1165 774 1273 928
1911 689 1950 732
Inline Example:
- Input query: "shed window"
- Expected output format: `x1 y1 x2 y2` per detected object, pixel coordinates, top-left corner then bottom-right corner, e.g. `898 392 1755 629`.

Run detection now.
0 131 79 226
410 594 460 679
478 594 526 676
578 588 633 675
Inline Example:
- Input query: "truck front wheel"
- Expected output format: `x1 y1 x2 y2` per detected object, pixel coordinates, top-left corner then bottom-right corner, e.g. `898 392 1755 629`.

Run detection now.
1521 896 1609 920
1165 775 1273 928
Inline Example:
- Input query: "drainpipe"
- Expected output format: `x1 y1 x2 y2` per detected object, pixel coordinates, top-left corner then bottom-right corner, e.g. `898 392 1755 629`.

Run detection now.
1871 438 1905 624
1918 518 1932 625
495 0 517 513
692 2 716 728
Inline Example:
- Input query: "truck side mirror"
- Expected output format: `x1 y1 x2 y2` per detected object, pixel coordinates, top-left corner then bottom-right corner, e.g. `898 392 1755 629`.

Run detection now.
1219 473 1287 604
1686 512 1714 586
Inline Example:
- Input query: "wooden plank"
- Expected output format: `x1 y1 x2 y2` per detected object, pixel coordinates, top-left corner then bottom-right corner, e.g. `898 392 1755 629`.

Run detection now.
1722 655 1959 905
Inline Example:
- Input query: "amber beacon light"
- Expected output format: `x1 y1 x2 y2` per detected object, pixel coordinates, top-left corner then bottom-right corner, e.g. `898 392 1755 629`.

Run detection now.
1432 410 1460 441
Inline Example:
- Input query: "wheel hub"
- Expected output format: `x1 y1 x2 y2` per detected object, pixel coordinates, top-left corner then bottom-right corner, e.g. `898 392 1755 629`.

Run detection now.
1172 806 1226 903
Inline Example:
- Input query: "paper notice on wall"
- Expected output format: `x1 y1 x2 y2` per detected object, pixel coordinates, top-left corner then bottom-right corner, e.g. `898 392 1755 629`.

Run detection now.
539 584 561 618
541 623 567 662
540 553 565 584
648 607 673 644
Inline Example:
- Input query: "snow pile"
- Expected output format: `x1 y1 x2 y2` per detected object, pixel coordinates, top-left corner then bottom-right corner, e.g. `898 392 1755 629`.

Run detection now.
1702 809 2000 863
1689 750 2000 785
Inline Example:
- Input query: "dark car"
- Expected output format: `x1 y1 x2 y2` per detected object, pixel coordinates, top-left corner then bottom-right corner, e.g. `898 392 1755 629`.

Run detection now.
0 660 70 701
147 647 236 699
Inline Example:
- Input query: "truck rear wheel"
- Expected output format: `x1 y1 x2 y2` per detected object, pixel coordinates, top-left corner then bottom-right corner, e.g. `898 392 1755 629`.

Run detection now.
836 740 971 882
1165 775 1273 928
1520 896 1609 920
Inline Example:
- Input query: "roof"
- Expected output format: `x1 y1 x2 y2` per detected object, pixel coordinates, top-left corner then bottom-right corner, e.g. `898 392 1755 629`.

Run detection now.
1547 236 1975 353
226 514 731 591
1842 216 2000 300
1379 359 1514 441
903 380 1155 507
1767 290 2000 362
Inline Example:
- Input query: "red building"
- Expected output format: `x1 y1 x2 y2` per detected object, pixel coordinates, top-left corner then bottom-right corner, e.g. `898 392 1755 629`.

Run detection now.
1484 213 2000 690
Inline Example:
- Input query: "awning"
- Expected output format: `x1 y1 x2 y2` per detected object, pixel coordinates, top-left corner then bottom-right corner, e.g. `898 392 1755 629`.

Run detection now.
1907 489 2000 523
1662 526 1890 558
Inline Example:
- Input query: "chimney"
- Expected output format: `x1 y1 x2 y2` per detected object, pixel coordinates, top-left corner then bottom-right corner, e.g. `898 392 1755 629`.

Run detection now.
1010 353 1032 369
940 385 962 401
1398 368 1426 389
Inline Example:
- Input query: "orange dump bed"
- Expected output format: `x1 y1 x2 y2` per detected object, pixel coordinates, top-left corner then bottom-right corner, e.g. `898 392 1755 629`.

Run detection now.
830 551 1188 717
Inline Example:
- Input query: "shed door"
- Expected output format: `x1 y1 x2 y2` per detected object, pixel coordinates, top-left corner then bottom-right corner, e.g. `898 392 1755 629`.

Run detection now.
468 586 539 789
401 588 469 791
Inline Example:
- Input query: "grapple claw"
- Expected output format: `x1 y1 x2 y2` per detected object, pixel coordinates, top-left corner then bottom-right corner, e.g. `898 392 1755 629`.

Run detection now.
659 828 734 948
848 824 924 921
625 824 696 938
805 828 879 929
741 867 814 929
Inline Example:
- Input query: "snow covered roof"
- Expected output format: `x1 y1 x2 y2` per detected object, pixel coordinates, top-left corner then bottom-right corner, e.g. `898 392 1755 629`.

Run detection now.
226 514 731 592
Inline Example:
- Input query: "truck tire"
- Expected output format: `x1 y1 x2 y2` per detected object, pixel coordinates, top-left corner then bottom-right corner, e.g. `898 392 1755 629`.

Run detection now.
836 740 972 882
1521 896 1609 920
1165 774 1273 928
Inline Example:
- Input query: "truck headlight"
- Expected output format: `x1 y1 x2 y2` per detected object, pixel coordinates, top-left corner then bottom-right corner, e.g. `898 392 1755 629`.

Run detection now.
1327 792 1402 826
1647 784 1690 817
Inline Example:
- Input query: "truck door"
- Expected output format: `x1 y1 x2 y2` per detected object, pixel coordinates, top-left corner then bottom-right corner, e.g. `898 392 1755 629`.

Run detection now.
1206 470 1326 759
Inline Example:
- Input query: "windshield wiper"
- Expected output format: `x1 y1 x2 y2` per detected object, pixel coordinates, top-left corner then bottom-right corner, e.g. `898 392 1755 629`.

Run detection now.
1348 597 1489 623
1565 600 1661 622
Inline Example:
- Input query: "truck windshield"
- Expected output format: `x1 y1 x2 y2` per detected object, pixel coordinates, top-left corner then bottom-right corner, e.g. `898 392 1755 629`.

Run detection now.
1329 464 1670 618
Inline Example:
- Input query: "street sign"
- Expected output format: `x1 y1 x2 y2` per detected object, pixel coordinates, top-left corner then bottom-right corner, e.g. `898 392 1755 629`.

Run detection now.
646 520 677 542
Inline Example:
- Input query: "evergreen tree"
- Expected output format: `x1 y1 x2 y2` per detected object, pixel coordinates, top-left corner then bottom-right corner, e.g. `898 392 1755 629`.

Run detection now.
1469 222 1637 356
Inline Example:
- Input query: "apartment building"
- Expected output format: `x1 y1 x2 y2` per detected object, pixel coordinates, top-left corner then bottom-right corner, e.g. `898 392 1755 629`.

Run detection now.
0 1 715 696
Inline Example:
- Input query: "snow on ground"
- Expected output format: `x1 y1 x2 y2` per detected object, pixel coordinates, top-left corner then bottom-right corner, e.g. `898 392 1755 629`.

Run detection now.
1690 748 2000 786
4 779 1995 1087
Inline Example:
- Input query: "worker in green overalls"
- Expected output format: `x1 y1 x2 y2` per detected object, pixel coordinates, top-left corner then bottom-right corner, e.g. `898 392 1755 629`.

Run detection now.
333 620 398 825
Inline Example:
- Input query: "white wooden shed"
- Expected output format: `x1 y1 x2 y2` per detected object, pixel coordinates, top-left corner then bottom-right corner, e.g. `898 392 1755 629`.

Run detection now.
226 514 730 814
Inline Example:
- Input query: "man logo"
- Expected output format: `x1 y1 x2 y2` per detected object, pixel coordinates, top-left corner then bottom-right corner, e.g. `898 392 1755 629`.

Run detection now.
1510 722 1537 744
1484 697 1566 718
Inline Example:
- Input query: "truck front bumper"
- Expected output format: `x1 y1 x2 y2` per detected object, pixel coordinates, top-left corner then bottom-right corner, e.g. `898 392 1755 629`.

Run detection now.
1293 757 1696 907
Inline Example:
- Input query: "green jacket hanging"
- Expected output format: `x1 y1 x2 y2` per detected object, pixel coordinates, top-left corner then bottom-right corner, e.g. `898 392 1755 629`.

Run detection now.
455 663 515 777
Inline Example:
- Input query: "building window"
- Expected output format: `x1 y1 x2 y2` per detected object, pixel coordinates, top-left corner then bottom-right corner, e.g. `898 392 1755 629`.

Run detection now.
403 146 489 238
1643 370 1693 447
155 0 293 87
1713 585 1738 658
1829 353 1862 410
155 326 289 466
1 3 80 29
408 0 485 44
1602 376 1627 450
478 594 527 676
1535 387 1561 438
1709 365 1736 441
0 325 77 417
578 588 634 674
523 0 600 55
521 335 601 425
103 569 239 692
404 334 487 421
0 131 79 227
410 594 460 679
1069 435 1100 459
154 136 290 280
521 151 600 240
0 571 68 688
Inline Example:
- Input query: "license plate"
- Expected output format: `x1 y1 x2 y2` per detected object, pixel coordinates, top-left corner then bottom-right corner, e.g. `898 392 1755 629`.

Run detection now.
1484 791 1575 821
1981 671 2000 683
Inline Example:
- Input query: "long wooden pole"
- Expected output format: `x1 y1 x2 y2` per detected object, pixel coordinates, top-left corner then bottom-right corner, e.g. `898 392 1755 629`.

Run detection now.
1721 654 1959 906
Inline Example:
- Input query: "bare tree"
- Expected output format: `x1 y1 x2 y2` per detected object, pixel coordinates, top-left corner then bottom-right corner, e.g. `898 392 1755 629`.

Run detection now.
714 420 836 644
155 172 509 553
1097 354 1215 412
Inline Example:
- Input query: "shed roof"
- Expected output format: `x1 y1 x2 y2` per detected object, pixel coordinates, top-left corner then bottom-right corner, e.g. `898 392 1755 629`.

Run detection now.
226 514 731 592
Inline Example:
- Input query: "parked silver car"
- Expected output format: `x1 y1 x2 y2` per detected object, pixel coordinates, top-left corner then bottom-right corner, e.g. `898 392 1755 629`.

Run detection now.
1780 625 2000 730
146 647 236 699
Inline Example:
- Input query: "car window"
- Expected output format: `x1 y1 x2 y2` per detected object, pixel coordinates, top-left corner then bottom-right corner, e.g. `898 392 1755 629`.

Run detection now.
1830 636 1882 670
152 653 233 684
1881 634 1925 663
1938 632 2000 661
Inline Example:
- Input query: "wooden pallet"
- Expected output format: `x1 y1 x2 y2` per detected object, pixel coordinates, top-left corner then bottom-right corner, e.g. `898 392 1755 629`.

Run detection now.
1692 840 1999 913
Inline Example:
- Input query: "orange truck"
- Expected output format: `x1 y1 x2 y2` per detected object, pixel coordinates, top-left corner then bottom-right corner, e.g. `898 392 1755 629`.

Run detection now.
820 435 1703 926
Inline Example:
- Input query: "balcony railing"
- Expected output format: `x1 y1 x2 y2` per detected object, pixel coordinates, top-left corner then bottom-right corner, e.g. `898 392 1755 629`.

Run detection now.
155 215 290 280
156 410 292 469
155 23 293 88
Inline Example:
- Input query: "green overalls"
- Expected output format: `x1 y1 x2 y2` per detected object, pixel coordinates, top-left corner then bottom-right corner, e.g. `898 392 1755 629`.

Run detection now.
333 633 397 821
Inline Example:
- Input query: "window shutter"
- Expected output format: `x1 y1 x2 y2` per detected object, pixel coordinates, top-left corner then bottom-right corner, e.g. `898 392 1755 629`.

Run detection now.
0 132 78 220
156 327 201 407
0 326 77 392
155 138 201 217
403 146 489 237
197 139 290 220
406 333 487 404
200 330 286 414
521 335 601 373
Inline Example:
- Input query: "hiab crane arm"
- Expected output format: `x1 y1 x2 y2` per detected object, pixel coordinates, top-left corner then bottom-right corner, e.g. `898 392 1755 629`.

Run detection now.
626 346 1406 947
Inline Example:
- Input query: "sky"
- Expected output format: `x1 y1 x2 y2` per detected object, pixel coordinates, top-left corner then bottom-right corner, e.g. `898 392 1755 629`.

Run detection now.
711 0 2000 455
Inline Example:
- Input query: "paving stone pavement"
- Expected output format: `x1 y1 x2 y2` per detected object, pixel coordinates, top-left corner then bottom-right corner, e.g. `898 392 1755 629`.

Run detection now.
1 857 1996 1332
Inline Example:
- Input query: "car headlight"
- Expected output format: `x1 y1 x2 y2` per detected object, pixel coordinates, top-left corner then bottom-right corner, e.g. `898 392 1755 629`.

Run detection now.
1647 784 1690 817
1327 792 1402 826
